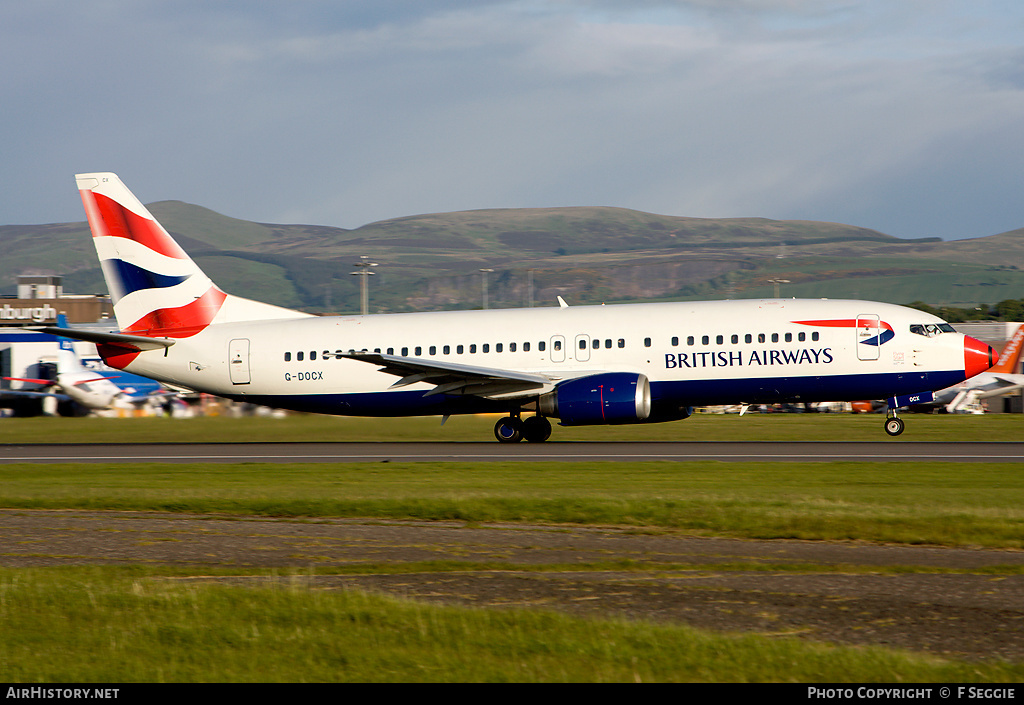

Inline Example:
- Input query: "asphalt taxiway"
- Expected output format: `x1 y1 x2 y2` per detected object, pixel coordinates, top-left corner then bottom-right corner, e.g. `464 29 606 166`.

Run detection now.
1 441 1023 463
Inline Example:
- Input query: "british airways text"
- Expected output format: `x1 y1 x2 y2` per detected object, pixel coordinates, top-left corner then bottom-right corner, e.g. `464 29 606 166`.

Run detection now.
665 347 834 369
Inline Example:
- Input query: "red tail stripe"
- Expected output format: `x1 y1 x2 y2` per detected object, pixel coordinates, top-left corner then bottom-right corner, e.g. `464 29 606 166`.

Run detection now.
123 287 227 338
793 318 893 331
80 191 191 261
97 343 141 370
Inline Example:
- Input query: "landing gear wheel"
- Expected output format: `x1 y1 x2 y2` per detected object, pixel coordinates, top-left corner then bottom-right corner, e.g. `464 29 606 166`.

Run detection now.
884 417 905 436
494 416 524 443
522 416 552 443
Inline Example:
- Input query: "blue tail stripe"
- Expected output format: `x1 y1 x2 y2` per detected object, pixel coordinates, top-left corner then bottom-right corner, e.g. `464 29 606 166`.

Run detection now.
106 259 191 297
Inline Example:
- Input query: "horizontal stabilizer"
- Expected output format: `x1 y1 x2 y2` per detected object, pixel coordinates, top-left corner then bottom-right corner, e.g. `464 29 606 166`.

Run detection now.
32 326 175 351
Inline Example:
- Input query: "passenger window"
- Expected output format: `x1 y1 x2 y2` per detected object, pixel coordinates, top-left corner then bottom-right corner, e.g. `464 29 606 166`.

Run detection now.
310 351 317 360
470 344 477 353
758 333 765 343
715 335 723 345
687 336 694 346
386 348 394 355
605 339 612 348
297 351 304 361
785 333 792 343
497 343 504 352
744 334 752 344
553 341 561 351
443 345 450 355
482 343 490 353
771 333 779 343
798 332 805 342
524 342 531 352
401 347 409 356
429 346 436 355
644 337 652 348
415 346 422 356
618 339 625 348
539 341 546 352
457 345 464 354
812 332 819 341
510 342 517 352
591 339 598 349
731 334 738 344
284 352 291 362
579 339 587 350
671 336 679 346
702 335 709 345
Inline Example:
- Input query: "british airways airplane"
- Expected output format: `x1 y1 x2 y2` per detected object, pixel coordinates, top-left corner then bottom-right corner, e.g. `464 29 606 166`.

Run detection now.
40 172 996 442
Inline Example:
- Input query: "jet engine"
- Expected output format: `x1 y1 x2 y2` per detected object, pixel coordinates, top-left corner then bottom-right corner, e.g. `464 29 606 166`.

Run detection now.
538 372 652 426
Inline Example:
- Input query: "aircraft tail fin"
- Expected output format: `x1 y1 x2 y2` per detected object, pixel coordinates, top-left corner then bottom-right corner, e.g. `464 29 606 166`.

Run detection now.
991 324 1024 374
53 314 83 374
75 172 310 338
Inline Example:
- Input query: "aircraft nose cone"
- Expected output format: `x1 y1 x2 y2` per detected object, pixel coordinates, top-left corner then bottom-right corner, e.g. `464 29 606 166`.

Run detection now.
964 335 996 379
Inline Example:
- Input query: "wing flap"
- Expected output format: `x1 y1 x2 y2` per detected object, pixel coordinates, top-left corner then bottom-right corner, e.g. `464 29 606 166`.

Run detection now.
342 352 556 399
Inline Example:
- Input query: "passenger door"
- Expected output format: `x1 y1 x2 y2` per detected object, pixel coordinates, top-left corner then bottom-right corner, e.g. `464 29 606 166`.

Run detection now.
550 335 565 363
229 338 251 384
856 315 880 361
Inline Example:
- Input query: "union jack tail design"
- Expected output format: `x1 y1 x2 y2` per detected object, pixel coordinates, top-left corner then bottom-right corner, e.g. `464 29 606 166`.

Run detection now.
76 173 309 338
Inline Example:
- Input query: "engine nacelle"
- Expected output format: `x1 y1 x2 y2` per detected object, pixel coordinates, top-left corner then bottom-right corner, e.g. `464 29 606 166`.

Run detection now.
538 372 652 426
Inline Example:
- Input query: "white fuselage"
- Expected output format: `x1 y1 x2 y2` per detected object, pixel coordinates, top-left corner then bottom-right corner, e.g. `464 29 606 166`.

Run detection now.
111 298 972 419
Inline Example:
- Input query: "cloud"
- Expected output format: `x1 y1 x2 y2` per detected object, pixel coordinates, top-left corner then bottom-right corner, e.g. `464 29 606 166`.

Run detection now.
2 1 1023 241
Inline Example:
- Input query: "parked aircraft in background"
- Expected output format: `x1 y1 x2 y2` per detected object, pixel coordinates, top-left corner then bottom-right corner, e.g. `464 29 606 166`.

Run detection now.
934 324 1024 412
2 315 172 416
39 172 996 441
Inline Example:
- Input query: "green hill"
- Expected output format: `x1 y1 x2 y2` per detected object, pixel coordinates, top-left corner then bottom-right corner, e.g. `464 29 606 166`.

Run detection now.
2 203 1022 314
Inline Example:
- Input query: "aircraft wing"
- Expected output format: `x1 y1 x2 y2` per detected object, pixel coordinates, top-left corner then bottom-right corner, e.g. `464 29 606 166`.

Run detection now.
974 376 1024 399
0 389 69 401
342 352 563 399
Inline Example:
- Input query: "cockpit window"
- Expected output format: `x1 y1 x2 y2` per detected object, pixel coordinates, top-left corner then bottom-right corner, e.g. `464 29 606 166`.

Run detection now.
910 323 955 337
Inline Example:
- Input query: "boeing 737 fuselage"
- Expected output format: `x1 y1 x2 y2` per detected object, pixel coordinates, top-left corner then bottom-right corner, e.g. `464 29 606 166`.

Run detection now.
42 173 996 442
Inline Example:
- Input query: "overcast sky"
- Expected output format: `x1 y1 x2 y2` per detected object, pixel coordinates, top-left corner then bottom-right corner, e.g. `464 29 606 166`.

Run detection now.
3 1 1023 240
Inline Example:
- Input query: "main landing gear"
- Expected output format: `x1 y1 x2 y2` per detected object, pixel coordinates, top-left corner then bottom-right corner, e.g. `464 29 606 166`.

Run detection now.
494 414 552 443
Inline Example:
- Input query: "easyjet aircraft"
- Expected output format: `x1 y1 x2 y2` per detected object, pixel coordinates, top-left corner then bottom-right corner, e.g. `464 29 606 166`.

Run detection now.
933 323 1024 412
40 172 995 442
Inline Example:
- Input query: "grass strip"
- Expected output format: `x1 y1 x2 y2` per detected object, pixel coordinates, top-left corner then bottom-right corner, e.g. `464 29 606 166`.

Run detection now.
2 461 1024 548
1 566 1020 682
0 412 1021 443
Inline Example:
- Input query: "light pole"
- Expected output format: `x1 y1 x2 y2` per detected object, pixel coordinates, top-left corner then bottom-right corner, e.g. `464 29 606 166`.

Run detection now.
350 256 377 315
480 268 494 309
768 278 790 298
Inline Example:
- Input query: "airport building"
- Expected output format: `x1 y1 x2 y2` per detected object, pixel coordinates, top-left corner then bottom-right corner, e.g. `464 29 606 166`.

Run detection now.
0 275 114 327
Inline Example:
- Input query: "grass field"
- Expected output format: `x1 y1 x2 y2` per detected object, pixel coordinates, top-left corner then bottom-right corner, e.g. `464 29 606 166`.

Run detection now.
1 409 1022 443
2 413 1023 682
3 460 1024 547
3 566 1021 683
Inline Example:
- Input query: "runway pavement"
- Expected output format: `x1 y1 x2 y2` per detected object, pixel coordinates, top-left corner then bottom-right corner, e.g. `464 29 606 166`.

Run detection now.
1 441 1023 463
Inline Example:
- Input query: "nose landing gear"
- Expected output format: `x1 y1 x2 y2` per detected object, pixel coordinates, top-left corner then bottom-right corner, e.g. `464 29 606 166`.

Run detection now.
884 411 905 437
